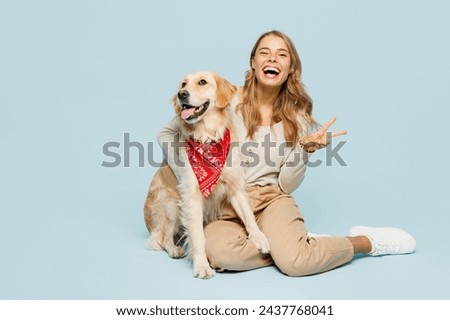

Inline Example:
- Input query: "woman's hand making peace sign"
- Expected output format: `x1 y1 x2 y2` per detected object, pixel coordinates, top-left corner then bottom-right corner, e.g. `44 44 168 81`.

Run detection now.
299 117 347 153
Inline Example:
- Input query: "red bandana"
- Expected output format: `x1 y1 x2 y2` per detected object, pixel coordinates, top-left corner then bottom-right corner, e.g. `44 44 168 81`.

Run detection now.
186 129 231 197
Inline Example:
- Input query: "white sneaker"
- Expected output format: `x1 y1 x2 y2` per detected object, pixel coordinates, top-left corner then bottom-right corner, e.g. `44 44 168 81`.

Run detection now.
349 226 416 256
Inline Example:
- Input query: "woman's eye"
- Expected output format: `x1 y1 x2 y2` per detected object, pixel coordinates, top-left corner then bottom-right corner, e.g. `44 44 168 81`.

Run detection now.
198 79 207 86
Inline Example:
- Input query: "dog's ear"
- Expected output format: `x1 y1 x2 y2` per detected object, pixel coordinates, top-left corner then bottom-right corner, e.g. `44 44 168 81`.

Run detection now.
215 75 237 109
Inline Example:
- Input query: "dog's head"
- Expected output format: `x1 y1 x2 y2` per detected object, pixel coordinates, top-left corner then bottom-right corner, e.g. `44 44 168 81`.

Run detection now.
173 71 237 125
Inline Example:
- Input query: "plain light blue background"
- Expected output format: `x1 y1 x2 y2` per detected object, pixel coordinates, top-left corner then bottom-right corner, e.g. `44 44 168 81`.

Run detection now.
1 0 449 299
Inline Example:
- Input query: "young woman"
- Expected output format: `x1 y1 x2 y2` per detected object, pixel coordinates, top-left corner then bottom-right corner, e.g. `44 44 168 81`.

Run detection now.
157 30 416 276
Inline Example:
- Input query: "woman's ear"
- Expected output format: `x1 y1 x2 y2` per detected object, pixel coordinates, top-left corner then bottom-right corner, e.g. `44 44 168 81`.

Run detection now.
215 75 237 109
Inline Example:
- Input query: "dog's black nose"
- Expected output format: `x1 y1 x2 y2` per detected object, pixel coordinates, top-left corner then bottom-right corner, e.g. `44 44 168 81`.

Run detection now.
178 90 189 100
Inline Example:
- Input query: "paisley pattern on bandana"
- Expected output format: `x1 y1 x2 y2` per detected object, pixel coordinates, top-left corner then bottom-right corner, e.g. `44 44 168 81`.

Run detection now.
186 129 231 197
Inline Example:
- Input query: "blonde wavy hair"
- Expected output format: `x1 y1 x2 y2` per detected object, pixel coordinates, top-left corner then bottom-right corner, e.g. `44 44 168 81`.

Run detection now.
238 30 317 143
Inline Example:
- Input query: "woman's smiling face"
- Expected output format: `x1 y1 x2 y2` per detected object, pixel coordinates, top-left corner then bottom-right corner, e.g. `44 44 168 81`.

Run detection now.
251 34 292 89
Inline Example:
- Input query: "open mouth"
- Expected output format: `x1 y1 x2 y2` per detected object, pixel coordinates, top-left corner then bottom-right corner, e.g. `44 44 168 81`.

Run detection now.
263 67 280 77
180 100 210 121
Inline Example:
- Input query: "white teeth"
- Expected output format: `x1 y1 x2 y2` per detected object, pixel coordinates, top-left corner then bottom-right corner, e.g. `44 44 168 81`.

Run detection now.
263 67 280 75
194 105 204 113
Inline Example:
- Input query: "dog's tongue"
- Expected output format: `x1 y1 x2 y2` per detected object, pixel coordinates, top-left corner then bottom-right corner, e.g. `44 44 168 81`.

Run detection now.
181 108 195 120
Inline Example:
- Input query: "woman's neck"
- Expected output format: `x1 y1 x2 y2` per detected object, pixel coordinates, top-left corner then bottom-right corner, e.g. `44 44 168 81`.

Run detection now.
256 85 279 105
255 85 280 125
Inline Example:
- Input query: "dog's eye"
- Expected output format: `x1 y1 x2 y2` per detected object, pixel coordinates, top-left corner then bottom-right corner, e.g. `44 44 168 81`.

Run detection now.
198 79 207 86
181 82 187 88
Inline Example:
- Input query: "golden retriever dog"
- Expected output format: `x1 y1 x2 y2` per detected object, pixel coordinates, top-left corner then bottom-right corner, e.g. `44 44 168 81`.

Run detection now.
144 71 270 279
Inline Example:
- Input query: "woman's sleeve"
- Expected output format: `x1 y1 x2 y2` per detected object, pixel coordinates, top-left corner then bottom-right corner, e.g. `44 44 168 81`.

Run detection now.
278 145 309 194
278 114 317 193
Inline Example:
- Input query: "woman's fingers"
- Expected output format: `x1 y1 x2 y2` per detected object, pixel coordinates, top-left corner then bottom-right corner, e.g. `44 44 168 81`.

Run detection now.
319 117 347 140
301 118 347 151
331 130 347 138
320 130 347 145
319 117 337 133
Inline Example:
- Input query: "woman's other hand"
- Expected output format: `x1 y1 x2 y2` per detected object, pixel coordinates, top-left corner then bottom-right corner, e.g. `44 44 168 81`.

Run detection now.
299 117 347 153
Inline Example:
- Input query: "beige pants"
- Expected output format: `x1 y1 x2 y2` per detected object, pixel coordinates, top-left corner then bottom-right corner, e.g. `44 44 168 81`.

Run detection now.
204 184 354 276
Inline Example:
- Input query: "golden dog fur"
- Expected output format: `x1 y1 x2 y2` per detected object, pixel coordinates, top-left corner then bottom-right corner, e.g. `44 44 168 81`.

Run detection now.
144 71 269 279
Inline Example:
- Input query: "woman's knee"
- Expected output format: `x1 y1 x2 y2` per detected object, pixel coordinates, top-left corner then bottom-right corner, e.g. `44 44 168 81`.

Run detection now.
271 241 327 277
205 222 274 271
272 239 353 276
274 256 318 277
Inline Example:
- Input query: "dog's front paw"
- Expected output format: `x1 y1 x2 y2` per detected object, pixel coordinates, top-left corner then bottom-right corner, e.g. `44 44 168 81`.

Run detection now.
167 246 184 259
193 261 215 279
250 232 270 254
146 235 163 251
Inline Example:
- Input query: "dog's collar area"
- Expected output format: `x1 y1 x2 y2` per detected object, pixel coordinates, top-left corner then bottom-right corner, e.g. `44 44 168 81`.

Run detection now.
186 128 231 197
